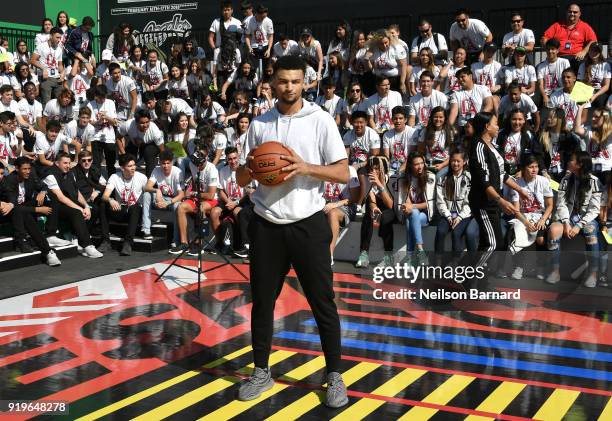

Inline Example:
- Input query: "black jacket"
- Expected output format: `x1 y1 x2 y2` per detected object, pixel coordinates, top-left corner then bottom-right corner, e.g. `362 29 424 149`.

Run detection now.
47 166 80 204
469 138 509 209
4 172 45 213
72 165 105 200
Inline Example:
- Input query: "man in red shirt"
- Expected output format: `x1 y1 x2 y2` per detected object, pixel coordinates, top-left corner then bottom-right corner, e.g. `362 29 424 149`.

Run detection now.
541 3 597 70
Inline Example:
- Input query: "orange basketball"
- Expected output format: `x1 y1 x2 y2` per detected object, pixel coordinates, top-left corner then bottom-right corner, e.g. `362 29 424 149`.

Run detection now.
249 141 292 186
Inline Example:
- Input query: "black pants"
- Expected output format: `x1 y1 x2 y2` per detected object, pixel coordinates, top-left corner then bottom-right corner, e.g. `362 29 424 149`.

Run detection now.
237 197 254 247
473 206 504 268
45 201 92 248
106 204 142 244
92 142 117 176
360 198 395 252
126 142 160 178
89 198 110 241
11 207 51 255
249 211 341 373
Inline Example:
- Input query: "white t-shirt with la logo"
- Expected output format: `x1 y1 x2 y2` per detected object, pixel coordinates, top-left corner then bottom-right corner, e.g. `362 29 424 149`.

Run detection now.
408 90 449 126
549 88 590 129
106 171 148 206
106 75 138 120
149 166 183 198
65 65 93 108
144 61 169 92
366 90 403 131
383 126 418 169
323 165 359 202
63 120 96 148
17 98 42 126
34 42 62 78
577 61 612 91
371 45 407 77
450 85 492 126
218 165 243 201
342 126 380 164
88 99 118 143
536 58 571 95
33 131 69 161
0 132 17 161
471 61 502 90
247 17 274 48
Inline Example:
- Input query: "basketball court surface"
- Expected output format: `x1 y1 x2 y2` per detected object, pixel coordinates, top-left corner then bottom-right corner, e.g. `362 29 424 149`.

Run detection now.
0 258 611 420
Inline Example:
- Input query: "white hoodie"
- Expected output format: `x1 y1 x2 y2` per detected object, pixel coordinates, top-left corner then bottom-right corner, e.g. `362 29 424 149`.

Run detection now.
242 99 347 224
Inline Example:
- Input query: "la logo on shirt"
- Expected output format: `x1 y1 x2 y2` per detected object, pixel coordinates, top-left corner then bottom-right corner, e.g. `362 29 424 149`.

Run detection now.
324 183 342 201
121 189 137 206
460 98 477 116
159 183 174 197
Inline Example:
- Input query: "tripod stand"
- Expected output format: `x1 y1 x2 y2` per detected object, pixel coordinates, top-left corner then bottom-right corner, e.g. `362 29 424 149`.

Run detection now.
153 165 249 298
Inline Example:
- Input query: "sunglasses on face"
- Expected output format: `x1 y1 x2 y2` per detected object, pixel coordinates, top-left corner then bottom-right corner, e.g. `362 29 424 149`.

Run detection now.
350 89 361 93
81 159 92 163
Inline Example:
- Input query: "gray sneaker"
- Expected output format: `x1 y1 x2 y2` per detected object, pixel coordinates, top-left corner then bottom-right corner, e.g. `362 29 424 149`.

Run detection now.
355 251 369 268
325 372 348 408
237 367 274 401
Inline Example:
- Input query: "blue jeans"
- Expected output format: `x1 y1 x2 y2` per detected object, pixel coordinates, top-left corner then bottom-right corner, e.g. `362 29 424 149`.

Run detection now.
142 192 180 244
405 209 428 252
548 220 600 270
435 217 479 252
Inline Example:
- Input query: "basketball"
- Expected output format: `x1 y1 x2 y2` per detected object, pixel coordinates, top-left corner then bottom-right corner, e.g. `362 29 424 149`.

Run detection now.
249 141 292 186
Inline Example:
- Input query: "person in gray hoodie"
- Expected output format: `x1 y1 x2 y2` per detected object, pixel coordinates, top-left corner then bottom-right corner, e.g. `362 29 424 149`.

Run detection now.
236 55 350 408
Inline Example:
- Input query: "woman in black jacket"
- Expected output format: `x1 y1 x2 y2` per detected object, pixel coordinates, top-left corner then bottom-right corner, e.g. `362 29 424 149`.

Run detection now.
469 112 528 268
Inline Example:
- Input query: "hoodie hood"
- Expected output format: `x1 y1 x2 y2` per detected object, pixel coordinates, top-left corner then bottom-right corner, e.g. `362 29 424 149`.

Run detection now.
268 99 323 146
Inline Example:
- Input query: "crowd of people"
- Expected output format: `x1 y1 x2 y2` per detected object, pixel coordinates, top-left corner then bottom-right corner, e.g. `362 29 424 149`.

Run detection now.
0 2 609 288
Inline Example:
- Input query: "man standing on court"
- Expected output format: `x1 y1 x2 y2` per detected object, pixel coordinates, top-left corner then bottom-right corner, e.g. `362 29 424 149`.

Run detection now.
236 55 349 408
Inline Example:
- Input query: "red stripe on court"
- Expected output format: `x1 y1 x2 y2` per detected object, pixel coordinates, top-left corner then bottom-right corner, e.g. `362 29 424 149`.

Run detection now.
272 345 612 397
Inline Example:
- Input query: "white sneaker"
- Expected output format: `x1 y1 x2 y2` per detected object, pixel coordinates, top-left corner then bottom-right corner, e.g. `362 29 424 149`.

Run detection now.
47 236 72 247
82 245 103 258
584 274 597 288
71 238 83 253
545 271 560 284
46 250 61 266
511 267 523 280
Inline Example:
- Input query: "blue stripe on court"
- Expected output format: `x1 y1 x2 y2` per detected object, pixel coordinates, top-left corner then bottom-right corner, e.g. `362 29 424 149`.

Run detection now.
302 319 612 363
274 331 612 381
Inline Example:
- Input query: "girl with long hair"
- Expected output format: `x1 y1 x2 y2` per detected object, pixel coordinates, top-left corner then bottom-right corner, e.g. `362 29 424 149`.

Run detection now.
167 111 196 169
575 104 612 187
225 112 251 157
348 30 374 95
14 62 39 96
181 37 206 66
341 81 367 130
13 40 31 68
503 47 536 96
507 153 554 280
167 63 190 102
298 28 324 78
399 151 436 266
497 109 541 176
253 79 275 116
365 29 408 94
221 61 258 102
577 43 611 109
213 36 241 94
539 107 579 181
106 22 137 64
468 112 527 267
35 18 53 49
325 51 348 96
327 21 351 64
546 151 603 287
186 60 212 102
409 47 439 96
355 155 395 268
418 106 453 179
435 147 479 258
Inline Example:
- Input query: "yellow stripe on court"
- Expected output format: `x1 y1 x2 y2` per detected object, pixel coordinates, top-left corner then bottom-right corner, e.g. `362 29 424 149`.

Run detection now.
198 356 326 420
464 381 527 421
265 362 381 421
76 345 253 421
597 397 612 421
397 374 476 421
531 389 580 421
132 350 296 421
331 368 427 421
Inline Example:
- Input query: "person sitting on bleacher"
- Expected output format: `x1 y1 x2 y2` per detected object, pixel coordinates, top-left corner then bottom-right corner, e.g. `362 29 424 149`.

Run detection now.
383 106 418 175
0 111 22 171
43 151 103 257
101 153 148 256
34 120 70 176
546 151 602 287
121 109 165 178
72 150 111 253
398 151 437 267
169 135 218 256
2 157 60 265
324 164 360 265
355 155 394 268
142 149 184 245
